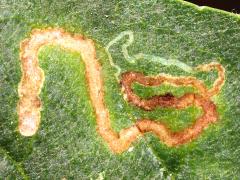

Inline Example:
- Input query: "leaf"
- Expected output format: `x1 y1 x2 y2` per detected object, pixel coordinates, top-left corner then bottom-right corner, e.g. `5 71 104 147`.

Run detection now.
0 0 239 179
0 147 27 179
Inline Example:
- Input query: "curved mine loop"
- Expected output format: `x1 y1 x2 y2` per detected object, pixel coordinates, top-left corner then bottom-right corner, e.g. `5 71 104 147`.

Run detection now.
18 28 140 153
120 63 225 110
121 71 203 110
195 62 225 97
136 95 218 146
120 69 221 147
18 28 225 153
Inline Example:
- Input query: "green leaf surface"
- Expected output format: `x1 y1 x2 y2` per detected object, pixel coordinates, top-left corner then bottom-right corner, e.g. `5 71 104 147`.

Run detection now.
0 0 239 179
0 147 27 179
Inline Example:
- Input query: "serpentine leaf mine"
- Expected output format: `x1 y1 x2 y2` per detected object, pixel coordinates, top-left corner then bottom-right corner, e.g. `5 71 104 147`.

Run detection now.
18 28 225 153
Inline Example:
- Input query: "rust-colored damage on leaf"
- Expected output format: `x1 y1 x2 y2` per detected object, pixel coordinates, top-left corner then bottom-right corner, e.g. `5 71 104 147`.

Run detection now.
121 63 224 146
18 28 225 153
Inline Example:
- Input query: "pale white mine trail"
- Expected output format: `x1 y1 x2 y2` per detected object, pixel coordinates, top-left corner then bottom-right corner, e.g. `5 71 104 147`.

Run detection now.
18 28 225 153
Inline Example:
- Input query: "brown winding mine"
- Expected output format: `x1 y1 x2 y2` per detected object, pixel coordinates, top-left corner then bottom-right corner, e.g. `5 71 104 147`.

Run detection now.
18 28 225 153
121 63 225 111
